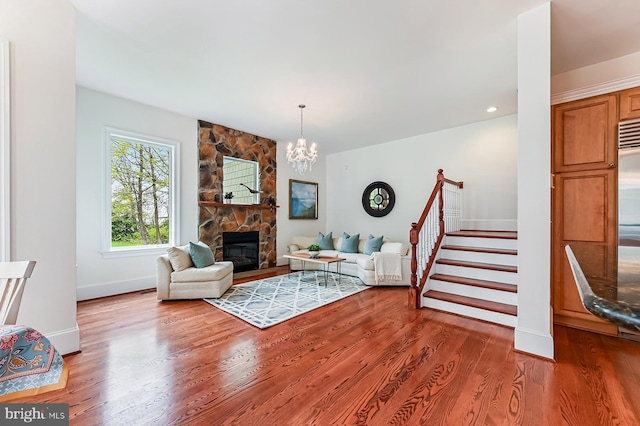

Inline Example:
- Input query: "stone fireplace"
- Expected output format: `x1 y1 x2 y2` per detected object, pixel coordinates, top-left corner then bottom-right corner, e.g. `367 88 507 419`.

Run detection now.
198 120 277 269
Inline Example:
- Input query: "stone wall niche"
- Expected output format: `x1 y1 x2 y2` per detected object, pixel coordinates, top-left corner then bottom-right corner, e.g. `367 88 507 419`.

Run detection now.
198 120 277 270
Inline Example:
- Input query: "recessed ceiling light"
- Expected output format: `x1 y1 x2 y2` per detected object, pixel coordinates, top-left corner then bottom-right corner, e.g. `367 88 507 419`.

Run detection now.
486 106 498 113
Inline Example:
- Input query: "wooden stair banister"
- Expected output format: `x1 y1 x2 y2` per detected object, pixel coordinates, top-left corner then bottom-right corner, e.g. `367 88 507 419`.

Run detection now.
409 169 463 308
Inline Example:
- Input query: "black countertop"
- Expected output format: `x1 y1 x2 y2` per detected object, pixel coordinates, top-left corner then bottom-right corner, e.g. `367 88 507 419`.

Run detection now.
565 245 640 332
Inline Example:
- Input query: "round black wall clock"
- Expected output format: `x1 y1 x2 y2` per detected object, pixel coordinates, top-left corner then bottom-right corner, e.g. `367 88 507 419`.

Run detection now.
362 181 395 217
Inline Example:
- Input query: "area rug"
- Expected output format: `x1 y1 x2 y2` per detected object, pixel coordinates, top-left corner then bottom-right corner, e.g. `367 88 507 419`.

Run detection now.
204 271 369 328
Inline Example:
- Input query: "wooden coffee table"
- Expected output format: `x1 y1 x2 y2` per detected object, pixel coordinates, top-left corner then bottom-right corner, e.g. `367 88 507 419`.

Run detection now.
283 253 345 286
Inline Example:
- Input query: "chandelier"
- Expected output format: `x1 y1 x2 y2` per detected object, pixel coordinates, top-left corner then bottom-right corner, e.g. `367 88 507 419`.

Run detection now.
286 104 317 174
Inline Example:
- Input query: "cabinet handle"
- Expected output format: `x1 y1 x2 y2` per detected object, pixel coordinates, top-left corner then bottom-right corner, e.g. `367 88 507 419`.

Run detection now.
609 163 615 168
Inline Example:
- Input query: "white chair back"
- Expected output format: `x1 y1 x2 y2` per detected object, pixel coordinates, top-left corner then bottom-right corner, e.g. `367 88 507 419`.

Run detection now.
0 261 36 325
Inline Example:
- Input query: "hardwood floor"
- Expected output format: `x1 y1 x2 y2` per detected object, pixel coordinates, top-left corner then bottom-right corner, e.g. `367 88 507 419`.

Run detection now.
16 269 640 425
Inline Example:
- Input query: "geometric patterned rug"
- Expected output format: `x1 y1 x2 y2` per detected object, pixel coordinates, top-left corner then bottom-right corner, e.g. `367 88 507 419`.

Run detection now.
204 271 370 328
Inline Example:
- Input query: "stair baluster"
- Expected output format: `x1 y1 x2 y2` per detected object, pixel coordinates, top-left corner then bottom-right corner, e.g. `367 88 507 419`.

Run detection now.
409 169 464 308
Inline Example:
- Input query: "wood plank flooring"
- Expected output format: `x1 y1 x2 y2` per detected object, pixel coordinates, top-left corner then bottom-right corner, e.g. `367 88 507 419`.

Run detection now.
14 269 640 425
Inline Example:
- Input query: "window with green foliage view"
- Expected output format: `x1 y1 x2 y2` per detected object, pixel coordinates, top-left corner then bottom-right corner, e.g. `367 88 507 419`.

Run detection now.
109 133 174 249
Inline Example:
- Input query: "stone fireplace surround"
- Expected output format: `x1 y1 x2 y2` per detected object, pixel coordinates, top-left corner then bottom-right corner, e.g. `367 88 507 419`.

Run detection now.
198 120 277 270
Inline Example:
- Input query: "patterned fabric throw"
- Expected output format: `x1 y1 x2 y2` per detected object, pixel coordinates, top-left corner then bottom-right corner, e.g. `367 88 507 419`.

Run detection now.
0 325 67 400
204 271 369 328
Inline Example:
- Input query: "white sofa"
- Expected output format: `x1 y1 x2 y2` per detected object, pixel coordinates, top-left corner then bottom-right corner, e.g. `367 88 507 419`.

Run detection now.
287 235 411 286
156 250 234 300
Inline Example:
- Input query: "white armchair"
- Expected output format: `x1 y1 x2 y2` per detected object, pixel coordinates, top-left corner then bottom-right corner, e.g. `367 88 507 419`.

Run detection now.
156 248 234 300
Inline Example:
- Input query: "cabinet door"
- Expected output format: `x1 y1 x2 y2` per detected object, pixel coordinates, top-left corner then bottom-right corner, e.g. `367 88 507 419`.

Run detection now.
552 94 617 173
552 169 618 335
619 86 640 121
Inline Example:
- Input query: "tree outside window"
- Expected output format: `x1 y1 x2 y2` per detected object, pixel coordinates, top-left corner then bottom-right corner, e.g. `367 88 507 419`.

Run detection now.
108 133 175 249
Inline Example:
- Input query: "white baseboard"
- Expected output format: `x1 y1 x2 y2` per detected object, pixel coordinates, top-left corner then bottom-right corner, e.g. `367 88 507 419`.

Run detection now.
46 323 81 356
514 326 554 360
77 276 155 301
461 220 517 231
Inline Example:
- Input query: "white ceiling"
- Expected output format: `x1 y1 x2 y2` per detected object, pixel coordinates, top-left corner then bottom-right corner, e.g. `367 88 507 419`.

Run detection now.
70 0 640 154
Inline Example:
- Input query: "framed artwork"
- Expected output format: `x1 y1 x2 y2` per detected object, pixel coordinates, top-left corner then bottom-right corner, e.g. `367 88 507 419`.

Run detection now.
289 179 318 219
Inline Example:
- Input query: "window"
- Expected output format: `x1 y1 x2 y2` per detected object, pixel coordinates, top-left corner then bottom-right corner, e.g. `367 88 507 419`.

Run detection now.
104 129 179 255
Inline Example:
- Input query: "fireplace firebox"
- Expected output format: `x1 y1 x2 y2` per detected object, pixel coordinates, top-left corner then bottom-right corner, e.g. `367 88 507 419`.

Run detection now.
222 231 259 272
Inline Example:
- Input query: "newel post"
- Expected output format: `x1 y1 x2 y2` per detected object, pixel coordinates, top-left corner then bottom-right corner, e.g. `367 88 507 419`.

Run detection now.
437 169 446 237
409 222 419 308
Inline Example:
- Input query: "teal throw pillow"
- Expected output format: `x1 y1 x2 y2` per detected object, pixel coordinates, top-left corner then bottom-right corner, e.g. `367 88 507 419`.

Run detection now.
317 232 334 250
189 242 215 268
341 232 360 253
363 234 384 255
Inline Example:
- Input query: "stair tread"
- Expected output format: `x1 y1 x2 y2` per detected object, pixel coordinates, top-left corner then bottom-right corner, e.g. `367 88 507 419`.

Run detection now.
430 273 517 293
441 245 517 256
424 290 517 316
436 258 517 273
446 230 517 239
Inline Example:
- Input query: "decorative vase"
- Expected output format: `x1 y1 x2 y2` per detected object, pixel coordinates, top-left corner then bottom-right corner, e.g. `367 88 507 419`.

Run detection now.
309 250 319 258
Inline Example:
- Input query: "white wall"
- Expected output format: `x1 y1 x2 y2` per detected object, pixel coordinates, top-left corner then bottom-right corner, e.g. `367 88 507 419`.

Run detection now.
276 147 327 264
1 40 9 262
76 87 198 300
0 0 79 354
322 114 518 245
515 2 554 359
552 51 640 101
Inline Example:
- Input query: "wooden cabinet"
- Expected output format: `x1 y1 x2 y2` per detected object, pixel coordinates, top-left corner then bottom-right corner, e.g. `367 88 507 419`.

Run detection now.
619 86 640 120
551 92 621 335
551 169 618 335
552 94 617 173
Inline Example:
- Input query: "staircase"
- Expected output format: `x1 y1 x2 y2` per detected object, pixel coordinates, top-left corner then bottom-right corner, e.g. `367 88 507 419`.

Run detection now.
422 230 518 327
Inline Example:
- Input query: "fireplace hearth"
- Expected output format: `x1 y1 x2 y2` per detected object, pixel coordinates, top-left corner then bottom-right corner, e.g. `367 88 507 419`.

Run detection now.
223 231 259 272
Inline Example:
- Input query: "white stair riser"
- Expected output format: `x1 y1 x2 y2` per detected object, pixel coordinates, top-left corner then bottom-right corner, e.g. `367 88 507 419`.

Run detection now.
429 279 517 305
423 298 517 327
440 249 517 266
445 236 517 251
435 263 517 284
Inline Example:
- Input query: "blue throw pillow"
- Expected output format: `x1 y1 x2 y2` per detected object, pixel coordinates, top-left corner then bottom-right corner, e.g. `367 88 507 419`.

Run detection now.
363 234 384 255
189 241 215 268
341 232 360 253
317 232 334 250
